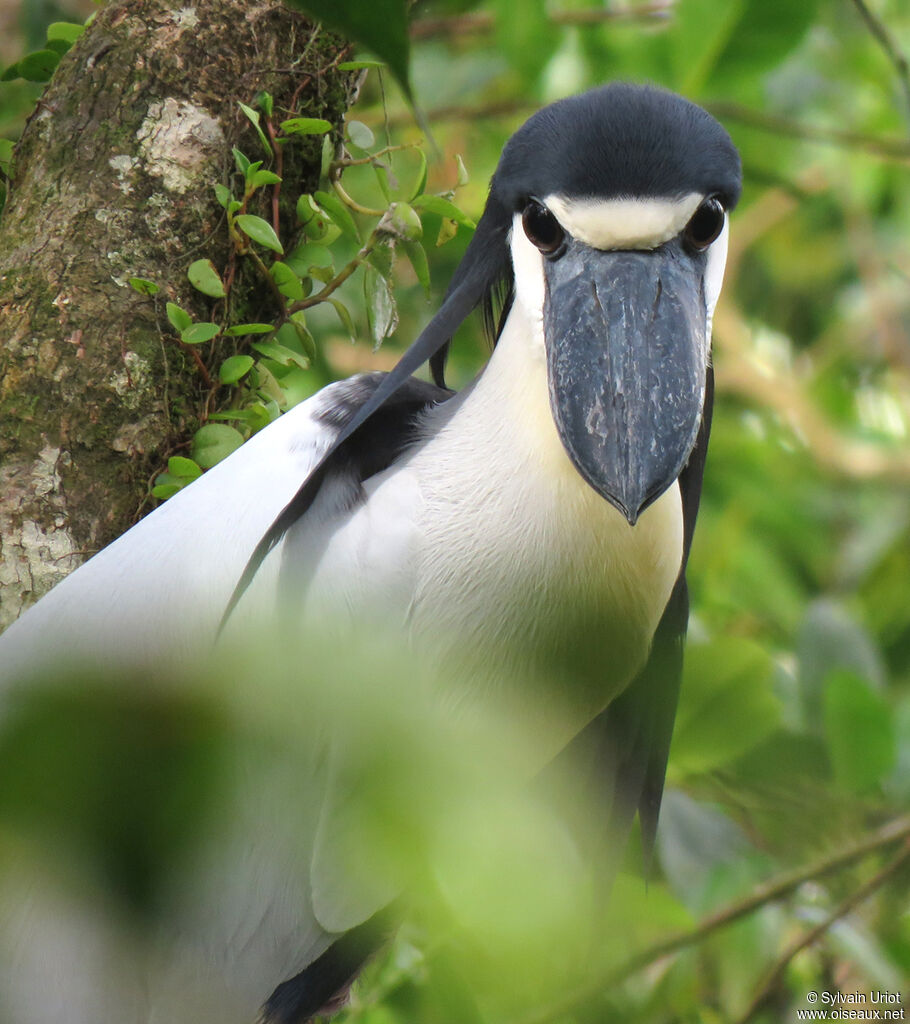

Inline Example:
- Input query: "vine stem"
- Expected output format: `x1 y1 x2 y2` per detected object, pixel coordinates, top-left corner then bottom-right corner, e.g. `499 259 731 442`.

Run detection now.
332 177 386 217
266 115 283 236
247 247 288 319
176 338 213 388
508 815 910 1024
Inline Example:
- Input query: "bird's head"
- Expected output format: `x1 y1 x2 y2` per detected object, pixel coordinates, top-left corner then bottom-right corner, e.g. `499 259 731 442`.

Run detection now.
436 84 742 523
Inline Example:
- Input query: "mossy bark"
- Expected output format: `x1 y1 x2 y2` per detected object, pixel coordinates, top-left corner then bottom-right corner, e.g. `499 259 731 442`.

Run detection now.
0 0 357 629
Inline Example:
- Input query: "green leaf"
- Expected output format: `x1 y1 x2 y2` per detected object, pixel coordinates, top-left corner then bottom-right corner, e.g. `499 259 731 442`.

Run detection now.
409 149 428 201
289 312 317 362
232 147 251 177
282 0 412 99
285 242 333 277
228 401 276 431
346 120 375 150
823 670 896 793
180 322 221 344
191 424 245 468
128 277 159 296
249 169 282 189
235 214 284 254
314 189 361 242
280 117 333 136
373 162 392 203
208 405 273 426
46 21 85 43
0 63 20 82
270 261 304 301
166 302 192 332
45 40 72 56
320 135 334 180
309 265 334 284
166 456 202 480
329 298 357 341
219 355 255 384
436 218 458 247
150 475 183 499
671 637 781 777
455 154 469 187
17 49 60 82
187 259 226 299
213 184 233 209
251 339 310 370
384 202 422 241
337 59 385 71
224 323 275 337
368 241 393 279
256 91 274 119
251 361 286 406
151 475 182 500
403 241 430 297
363 265 398 349
239 101 272 156
411 194 475 228
296 194 331 237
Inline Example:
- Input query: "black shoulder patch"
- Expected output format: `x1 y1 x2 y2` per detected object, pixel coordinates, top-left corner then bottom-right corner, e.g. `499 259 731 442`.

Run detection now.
219 374 451 633
312 372 452 486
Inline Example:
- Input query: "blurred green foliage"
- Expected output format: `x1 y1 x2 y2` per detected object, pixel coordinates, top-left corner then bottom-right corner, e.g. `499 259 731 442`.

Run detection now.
1 0 909 1022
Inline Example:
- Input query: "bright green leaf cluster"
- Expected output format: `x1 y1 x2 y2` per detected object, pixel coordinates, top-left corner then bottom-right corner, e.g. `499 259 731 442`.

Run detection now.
143 85 472 496
1 20 86 83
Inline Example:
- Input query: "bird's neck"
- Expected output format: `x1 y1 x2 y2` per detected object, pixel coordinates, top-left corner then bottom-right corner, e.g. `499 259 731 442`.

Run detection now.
410 301 683 738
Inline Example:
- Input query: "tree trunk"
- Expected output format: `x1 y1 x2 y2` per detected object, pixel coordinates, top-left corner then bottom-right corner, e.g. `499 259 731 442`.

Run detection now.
0 0 356 629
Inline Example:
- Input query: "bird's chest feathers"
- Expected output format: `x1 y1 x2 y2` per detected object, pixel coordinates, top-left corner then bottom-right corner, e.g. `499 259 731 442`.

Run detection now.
406 319 684 714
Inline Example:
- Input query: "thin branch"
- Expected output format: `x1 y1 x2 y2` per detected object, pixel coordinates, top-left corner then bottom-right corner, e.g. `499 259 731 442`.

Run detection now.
409 2 674 39
509 815 910 1024
849 0 910 130
707 101 910 162
289 241 375 312
735 839 910 1024
332 143 414 170
374 98 910 160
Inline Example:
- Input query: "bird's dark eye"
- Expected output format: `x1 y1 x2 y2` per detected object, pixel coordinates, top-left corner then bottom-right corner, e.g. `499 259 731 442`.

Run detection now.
522 200 565 255
683 197 725 251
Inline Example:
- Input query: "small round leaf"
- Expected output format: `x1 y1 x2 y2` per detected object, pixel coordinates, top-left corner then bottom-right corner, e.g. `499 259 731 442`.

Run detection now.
219 355 255 384
181 322 220 344
192 424 245 468
187 259 226 299
129 277 159 296
235 214 284 254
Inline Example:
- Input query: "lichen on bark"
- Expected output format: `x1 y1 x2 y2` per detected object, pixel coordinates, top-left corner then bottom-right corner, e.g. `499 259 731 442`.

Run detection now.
0 0 357 629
